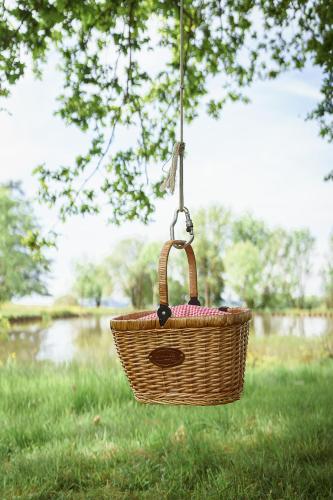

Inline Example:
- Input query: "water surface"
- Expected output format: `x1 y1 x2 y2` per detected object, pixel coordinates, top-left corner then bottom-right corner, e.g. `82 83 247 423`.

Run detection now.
1 314 332 364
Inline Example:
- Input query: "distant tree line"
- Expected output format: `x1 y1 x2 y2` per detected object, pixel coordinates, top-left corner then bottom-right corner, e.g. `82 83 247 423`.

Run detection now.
72 206 333 311
0 183 331 310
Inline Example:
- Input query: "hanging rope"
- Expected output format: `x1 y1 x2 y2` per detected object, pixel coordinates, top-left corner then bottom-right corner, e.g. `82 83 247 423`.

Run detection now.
179 0 185 211
161 141 185 194
162 0 185 212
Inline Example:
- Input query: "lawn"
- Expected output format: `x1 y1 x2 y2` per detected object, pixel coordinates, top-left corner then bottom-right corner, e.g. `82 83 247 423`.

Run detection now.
0 347 332 499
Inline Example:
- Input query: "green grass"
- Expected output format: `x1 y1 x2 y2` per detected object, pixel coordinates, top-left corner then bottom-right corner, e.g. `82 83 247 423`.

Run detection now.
0 356 332 499
0 304 125 324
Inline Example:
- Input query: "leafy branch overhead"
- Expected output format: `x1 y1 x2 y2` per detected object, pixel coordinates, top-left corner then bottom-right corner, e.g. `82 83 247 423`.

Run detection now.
1 1 332 222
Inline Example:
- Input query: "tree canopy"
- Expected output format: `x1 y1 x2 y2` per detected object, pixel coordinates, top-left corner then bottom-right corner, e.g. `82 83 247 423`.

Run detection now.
1 0 332 224
0 182 50 303
107 239 157 309
73 260 112 306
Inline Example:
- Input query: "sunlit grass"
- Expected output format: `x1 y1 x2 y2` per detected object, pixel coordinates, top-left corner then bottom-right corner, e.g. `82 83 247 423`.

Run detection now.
247 333 333 367
0 355 332 499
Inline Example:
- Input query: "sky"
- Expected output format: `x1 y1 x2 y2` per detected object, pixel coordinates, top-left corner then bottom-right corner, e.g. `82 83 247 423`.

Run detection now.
0 50 332 301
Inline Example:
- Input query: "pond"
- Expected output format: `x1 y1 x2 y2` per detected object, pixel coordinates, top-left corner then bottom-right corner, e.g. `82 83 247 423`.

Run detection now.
1 314 333 364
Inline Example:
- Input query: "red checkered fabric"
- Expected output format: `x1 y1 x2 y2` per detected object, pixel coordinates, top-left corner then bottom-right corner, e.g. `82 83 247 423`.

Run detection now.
142 304 229 320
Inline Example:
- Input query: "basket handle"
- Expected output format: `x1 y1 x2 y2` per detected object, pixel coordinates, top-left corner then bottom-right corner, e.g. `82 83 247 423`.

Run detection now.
157 240 200 326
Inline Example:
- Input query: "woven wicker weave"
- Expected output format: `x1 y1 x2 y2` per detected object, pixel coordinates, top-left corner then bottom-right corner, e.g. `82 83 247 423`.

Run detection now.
111 240 251 406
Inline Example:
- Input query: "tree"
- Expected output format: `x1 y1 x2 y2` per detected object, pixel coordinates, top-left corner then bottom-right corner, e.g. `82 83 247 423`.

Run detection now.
229 214 315 308
107 238 154 309
322 231 333 308
167 276 188 306
284 229 315 308
108 238 194 308
259 227 295 309
225 240 262 308
137 242 161 305
260 228 315 309
232 213 270 249
73 261 112 307
194 206 230 306
0 1 332 224
0 182 50 303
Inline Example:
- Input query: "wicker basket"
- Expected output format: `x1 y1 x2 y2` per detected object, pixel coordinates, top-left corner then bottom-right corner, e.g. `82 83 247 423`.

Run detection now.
111 240 251 406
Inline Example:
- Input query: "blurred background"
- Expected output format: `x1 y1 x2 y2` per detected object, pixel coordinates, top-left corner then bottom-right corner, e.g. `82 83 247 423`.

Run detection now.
1 60 332 363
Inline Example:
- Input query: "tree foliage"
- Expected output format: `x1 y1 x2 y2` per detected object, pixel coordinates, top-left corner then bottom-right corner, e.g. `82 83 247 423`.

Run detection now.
107 237 199 308
225 214 316 308
0 182 50 303
1 0 332 223
322 231 333 308
194 206 229 306
100 206 318 309
107 238 157 309
225 240 262 308
73 260 112 306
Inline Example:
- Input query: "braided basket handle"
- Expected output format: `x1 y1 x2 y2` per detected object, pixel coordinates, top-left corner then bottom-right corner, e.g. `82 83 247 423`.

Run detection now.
157 240 200 326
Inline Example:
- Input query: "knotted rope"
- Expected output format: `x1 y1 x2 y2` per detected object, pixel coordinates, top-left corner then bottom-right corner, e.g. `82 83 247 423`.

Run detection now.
161 141 185 195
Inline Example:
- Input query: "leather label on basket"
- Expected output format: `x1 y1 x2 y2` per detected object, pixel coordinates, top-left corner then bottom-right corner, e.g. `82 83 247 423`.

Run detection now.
148 347 185 368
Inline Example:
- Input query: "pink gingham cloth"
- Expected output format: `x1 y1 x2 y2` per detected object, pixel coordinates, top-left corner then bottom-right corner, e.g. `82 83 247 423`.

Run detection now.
142 304 229 320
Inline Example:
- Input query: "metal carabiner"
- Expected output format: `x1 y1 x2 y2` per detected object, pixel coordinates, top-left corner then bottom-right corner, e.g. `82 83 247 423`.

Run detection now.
170 206 194 248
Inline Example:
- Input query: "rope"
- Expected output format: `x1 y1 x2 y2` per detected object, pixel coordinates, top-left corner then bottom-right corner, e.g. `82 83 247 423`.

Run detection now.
161 0 185 211
161 141 185 194
179 0 184 211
